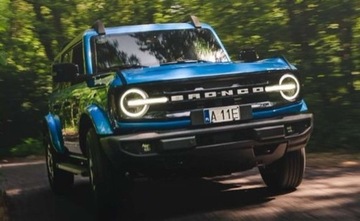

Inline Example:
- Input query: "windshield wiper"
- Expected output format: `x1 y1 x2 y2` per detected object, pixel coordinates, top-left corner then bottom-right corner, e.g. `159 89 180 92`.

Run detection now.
161 59 212 66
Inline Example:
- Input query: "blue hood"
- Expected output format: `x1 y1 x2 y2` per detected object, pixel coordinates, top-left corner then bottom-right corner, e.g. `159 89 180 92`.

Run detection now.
119 57 295 85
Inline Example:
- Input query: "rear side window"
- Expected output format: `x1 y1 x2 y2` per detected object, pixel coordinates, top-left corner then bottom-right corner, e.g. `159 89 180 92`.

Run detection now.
72 43 84 75
61 42 85 75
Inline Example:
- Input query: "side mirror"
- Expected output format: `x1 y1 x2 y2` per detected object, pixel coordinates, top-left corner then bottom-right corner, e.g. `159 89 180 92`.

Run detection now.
52 63 79 82
238 48 259 62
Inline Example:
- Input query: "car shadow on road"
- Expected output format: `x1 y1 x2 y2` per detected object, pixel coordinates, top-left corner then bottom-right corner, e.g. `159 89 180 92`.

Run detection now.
2 162 296 221
6 179 93 221
41 175 291 221
4 161 360 221
123 178 277 221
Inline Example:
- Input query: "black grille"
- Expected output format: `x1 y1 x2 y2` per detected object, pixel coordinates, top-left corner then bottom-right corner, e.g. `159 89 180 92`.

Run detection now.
115 70 301 120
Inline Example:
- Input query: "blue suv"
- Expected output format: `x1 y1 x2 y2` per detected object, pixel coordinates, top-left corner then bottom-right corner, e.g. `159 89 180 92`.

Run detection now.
43 16 313 212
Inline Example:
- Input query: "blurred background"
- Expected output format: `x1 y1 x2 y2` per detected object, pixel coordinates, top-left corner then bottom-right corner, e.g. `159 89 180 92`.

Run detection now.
0 0 359 157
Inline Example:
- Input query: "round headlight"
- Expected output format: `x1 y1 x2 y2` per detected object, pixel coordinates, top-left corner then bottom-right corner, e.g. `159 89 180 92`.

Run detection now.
279 74 300 101
120 88 149 118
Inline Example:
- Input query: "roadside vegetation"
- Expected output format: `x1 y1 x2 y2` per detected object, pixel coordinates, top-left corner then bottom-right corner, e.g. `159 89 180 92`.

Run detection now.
0 1 359 155
0 138 43 158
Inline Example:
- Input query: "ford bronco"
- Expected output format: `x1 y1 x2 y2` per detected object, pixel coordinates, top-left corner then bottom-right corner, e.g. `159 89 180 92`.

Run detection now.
43 16 313 212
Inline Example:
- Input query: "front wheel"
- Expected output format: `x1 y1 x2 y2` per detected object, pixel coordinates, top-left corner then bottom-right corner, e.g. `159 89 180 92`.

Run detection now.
86 128 126 217
259 148 306 191
44 131 74 194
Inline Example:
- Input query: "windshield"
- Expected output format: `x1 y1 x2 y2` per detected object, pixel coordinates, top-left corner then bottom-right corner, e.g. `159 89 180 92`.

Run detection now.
91 28 229 73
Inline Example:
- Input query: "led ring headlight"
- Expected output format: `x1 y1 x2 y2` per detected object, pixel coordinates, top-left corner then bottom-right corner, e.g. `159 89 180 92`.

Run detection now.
120 88 149 118
279 74 300 101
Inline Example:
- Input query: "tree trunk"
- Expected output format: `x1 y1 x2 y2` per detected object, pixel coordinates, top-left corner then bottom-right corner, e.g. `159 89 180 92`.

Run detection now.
30 2 55 60
338 1 355 96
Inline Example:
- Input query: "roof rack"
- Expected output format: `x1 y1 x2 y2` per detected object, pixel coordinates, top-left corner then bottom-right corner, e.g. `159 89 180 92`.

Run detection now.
190 15 201 28
92 20 106 35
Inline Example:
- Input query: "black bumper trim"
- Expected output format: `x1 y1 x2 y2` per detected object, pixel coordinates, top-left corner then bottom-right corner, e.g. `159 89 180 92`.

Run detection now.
100 113 313 175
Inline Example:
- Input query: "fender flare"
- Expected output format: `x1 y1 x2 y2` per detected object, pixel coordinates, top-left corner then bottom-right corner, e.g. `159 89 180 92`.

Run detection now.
85 104 113 135
44 114 65 153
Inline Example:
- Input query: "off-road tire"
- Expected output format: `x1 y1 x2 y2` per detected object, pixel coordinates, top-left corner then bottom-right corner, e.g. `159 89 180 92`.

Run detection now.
44 131 74 194
86 128 122 218
259 148 306 191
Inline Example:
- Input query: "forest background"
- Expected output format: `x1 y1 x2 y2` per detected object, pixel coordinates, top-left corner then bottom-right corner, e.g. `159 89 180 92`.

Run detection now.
0 0 359 156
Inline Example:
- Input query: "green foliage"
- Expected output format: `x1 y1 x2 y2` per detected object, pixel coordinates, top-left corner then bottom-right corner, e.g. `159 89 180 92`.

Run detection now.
0 0 359 152
0 51 5 65
9 138 44 157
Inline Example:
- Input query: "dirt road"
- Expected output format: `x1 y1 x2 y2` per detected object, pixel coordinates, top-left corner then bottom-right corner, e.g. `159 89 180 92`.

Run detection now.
0 156 359 221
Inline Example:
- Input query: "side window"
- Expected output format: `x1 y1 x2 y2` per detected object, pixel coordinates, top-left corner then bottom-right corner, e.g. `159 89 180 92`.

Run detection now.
60 42 84 75
62 51 71 63
72 43 84 75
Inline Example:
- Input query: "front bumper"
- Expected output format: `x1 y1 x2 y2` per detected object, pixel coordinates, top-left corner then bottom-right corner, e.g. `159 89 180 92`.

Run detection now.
100 113 313 176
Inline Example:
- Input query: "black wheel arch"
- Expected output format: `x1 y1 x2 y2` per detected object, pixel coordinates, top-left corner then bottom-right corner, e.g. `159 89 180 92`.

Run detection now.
79 114 93 156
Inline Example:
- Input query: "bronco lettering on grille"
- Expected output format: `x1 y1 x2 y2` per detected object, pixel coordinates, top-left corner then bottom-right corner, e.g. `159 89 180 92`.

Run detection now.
170 87 265 102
